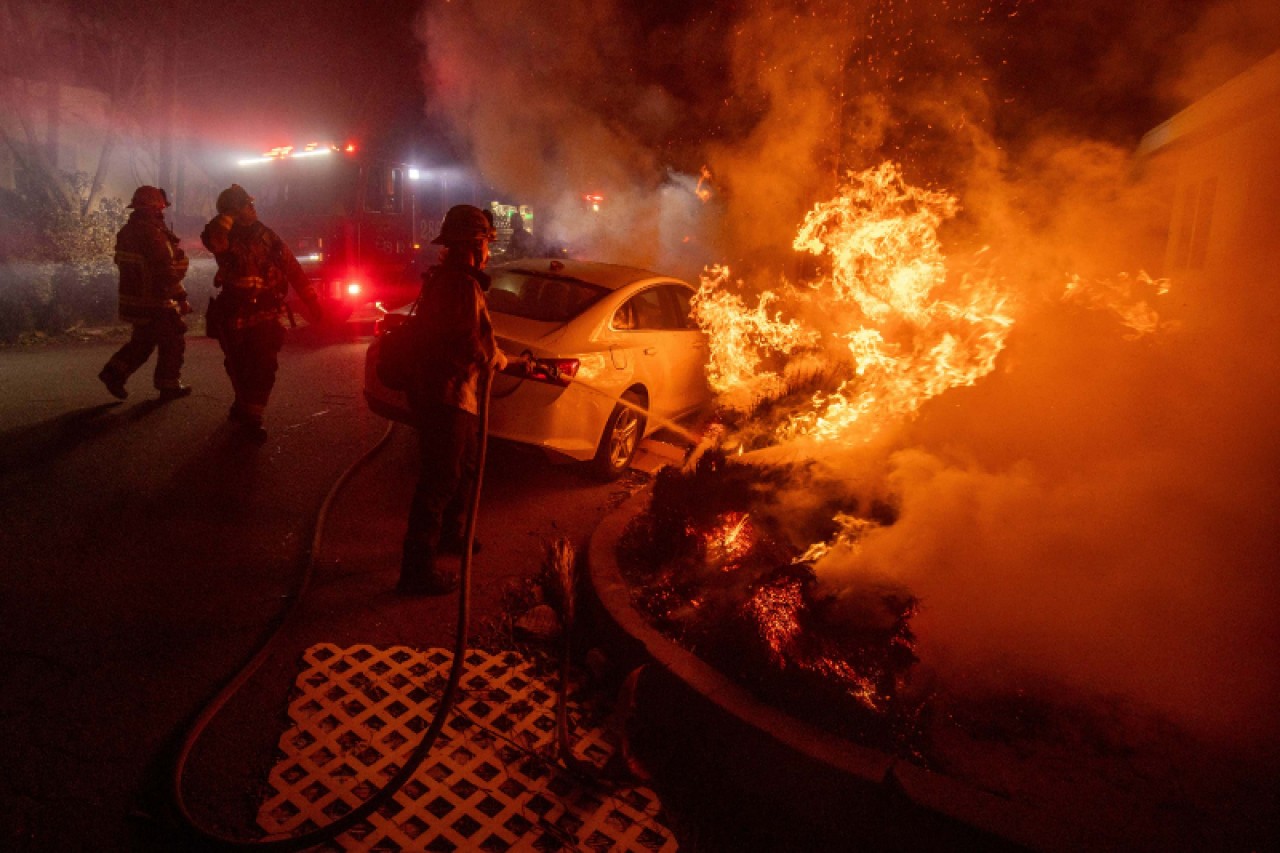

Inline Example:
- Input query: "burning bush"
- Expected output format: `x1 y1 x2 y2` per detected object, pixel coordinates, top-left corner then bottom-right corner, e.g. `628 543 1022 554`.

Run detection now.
618 448 926 754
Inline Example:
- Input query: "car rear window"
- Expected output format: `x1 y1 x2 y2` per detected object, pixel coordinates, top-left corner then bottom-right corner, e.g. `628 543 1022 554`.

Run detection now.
485 271 609 323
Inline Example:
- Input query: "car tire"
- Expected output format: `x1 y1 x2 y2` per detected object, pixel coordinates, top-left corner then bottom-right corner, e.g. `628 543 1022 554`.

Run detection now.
591 391 646 480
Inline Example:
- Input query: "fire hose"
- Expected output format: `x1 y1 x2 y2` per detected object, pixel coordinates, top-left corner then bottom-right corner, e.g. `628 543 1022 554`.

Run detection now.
169 368 494 850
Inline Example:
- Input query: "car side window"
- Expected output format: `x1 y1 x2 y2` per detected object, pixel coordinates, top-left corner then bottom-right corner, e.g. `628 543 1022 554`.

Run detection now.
612 300 637 330
664 285 698 330
617 288 671 331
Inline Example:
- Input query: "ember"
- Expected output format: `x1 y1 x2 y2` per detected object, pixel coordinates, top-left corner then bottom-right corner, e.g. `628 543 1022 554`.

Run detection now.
619 449 922 753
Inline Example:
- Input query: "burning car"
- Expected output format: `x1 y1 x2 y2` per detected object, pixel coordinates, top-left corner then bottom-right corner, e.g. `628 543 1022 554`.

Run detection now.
364 259 713 478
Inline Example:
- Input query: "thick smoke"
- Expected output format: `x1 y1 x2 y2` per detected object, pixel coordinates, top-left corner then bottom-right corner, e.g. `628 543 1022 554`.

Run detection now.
417 0 1280 745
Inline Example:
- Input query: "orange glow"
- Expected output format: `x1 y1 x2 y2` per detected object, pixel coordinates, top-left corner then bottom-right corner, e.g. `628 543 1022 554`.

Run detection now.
695 165 713 203
1062 270 1172 339
703 511 755 571
693 162 1014 448
742 580 803 665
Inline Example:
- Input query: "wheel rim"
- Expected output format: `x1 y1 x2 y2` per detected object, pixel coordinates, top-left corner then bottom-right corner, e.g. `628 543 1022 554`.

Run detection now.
608 408 641 469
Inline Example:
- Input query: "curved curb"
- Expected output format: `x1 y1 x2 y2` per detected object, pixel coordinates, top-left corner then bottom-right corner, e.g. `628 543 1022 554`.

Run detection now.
587 486 1063 852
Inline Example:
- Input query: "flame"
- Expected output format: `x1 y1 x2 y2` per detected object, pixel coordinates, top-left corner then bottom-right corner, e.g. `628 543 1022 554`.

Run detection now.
693 162 1015 448
695 165 714 203
798 511 881 564
691 264 817 401
1062 270 1174 339
704 511 755 571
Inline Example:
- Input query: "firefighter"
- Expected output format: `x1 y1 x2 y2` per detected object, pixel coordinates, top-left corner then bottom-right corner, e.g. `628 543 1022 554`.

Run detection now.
98 186 192 401
507 209 536 260
398 204 524 595
200 184 324 441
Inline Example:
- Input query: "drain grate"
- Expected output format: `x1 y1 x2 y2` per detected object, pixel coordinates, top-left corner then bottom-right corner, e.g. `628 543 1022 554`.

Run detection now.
258 643 677 851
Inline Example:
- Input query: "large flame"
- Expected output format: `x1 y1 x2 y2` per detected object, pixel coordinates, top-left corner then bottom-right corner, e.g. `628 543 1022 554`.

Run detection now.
693 162 1015 449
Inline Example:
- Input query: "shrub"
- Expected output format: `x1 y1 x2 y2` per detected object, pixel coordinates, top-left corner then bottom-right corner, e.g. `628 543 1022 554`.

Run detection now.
0 170 126 336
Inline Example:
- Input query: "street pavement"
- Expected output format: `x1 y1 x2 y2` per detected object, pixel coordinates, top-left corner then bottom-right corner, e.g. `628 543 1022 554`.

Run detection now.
0 329 652 851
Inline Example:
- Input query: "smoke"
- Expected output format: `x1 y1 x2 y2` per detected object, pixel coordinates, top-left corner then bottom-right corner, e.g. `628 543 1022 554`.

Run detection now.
416 0 1280 744
415 0 725 277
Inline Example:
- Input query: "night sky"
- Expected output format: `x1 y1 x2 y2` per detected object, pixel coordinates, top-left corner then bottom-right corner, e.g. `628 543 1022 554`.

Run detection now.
165 0 1278 172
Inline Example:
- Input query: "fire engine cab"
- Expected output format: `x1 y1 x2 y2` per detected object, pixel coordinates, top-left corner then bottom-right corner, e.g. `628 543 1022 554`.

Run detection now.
236 142 422 322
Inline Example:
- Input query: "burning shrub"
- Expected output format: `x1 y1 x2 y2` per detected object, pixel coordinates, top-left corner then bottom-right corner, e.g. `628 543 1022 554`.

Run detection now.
619 448 925 754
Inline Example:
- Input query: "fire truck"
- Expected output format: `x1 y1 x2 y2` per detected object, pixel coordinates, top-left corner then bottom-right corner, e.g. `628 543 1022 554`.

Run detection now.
234 142 424 322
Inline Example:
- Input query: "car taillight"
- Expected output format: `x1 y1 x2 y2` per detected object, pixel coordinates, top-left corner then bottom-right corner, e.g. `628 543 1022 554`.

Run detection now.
346 282 362 296
525 357 579 387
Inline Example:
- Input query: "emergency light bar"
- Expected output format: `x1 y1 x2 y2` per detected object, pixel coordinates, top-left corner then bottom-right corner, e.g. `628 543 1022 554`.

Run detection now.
237 142 351 167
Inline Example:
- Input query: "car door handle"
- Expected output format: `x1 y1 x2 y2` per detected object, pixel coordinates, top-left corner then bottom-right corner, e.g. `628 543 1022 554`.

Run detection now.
643 347 657 355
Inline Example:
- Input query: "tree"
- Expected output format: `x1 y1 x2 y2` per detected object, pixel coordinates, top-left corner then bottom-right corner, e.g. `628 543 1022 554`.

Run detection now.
0 0 152 225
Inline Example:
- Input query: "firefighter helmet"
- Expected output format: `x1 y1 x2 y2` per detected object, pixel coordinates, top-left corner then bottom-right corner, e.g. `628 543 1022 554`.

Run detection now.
128 186 170 209
216 183 254 215
431 204 497 245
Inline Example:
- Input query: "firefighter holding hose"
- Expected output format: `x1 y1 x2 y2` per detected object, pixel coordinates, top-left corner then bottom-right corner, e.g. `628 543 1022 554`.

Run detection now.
201 184 324 441
398 205 527 595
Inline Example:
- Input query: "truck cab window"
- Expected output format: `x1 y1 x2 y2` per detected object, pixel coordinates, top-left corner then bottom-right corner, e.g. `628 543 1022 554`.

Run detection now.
365 167 403 214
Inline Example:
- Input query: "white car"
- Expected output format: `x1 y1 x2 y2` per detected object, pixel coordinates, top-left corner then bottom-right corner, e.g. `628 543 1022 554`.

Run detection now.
364 259 712 478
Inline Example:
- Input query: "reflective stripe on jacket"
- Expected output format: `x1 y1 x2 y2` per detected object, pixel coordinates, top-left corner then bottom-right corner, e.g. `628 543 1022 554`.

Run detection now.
201 218 320 331
115 210 188 323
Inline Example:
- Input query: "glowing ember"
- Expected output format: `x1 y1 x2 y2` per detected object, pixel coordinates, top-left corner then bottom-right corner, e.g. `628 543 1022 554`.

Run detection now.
704 511 755 571
741 575 804 664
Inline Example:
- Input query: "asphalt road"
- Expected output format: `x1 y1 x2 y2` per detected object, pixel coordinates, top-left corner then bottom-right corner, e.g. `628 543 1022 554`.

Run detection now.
0 327 650 851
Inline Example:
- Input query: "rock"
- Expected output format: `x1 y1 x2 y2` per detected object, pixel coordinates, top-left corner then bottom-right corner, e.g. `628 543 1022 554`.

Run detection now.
514 604 561 640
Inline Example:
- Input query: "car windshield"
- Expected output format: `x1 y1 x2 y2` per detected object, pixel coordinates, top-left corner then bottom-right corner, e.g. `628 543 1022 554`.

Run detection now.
485 271 609 323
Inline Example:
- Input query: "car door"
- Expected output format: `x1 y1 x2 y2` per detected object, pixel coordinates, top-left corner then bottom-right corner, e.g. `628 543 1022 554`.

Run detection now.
657 284 712 415
610 286 681 421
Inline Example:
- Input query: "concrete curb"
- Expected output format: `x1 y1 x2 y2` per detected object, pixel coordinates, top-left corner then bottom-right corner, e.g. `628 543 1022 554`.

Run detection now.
587 486 1079 852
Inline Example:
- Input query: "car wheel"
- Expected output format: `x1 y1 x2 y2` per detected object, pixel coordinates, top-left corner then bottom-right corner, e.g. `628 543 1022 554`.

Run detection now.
592 391 646 480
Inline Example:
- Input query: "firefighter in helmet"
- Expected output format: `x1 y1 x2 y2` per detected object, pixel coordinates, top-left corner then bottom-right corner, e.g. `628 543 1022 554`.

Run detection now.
200 184 324 441
506 208 536 260
98 186 192 401
398 204 524 595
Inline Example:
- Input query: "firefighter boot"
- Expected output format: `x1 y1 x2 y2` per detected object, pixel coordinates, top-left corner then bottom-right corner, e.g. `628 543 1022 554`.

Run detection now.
397 539 458 596
230 403 268 443
158 385 193 402
98 368 128 400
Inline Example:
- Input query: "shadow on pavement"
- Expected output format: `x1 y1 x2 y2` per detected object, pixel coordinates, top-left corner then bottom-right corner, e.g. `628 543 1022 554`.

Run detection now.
285 320 374 349
0 401 168 477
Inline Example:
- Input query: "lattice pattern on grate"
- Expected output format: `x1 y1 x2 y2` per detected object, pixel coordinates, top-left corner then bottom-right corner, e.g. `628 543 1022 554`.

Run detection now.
257 644 677 851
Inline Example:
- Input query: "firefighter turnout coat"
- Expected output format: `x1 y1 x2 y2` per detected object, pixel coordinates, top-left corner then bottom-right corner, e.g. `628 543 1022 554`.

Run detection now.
407 263 507 417
200 217 320 331
115 209 189 323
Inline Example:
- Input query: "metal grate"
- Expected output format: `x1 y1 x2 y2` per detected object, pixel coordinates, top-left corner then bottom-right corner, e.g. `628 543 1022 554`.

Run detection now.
258 643 677 851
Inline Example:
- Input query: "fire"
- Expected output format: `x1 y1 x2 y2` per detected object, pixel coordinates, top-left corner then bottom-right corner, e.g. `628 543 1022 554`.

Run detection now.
704 511 755 571
741 577 804 663
798 512 881 564
693 162 1014 448
691 264 816 405
695 165 714 203
1062 270 1173 339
